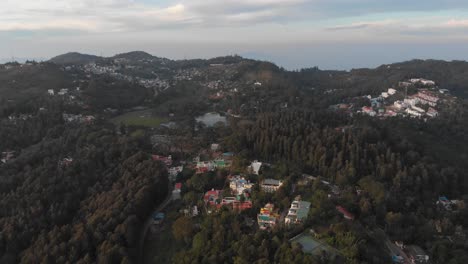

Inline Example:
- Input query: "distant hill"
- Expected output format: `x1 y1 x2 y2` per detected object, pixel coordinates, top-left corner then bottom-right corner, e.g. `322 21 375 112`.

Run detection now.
113 51 155 60
49 52 101 65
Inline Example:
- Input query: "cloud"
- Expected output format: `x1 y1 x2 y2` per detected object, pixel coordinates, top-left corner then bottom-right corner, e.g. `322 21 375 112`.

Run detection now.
1 0 468 45
0 0 310 32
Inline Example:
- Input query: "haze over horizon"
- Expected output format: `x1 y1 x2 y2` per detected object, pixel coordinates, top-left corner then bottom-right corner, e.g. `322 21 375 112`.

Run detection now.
2 0 468 70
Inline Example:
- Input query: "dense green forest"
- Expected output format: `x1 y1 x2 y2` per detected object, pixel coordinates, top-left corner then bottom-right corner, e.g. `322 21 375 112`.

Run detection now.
0 107 169 263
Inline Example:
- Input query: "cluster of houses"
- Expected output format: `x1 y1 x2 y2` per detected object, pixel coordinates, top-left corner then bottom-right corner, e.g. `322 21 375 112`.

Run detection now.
62 113 96 124
7 114 33 122
195 159 229 173
194 146 234 173
203 188 253 214
436 196 464 211
203 175 255 214
387 241 429 264
360 79 443 118
229 175 254 195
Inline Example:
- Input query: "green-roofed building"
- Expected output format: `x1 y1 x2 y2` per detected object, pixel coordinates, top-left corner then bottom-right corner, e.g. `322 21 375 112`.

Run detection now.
285 198 311 225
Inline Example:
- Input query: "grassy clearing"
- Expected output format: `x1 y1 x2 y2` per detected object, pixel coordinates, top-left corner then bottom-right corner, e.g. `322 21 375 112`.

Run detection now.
111 110 167 128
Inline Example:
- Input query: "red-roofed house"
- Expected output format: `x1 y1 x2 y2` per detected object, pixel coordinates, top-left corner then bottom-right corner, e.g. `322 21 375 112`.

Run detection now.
152 155 173 166
336 206 355 220
204 189 222 206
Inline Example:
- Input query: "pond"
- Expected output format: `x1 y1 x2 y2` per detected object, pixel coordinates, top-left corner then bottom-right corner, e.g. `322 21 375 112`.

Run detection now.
195 112 227 127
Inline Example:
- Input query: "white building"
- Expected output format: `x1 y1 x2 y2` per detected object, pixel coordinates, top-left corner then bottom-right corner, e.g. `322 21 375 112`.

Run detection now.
404 98 417 106
409 78 435 86
211 143 220 151
381 92 389 98
388 88 397 95
249 160 263 175
47 89 55 96
58 88 69 96
406 108 422 117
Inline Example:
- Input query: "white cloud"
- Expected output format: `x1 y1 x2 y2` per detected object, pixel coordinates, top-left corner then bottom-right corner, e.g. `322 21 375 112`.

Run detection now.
0 0 309 32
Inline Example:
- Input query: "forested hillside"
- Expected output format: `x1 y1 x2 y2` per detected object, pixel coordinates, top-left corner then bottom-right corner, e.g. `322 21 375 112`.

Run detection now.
0 107 169 263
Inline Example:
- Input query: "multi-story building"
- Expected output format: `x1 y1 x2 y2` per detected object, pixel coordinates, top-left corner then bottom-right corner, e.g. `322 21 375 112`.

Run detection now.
285 197 311 225
257 203 279 230
260 179 284 193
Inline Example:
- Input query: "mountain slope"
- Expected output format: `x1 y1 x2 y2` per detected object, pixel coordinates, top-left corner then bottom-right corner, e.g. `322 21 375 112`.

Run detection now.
49 52 101 65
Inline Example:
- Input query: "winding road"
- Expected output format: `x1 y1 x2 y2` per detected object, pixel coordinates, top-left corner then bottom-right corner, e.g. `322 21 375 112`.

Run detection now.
137 182 173 263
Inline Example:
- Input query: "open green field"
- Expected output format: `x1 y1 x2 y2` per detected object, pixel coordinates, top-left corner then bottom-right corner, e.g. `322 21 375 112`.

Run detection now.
111 109 167 128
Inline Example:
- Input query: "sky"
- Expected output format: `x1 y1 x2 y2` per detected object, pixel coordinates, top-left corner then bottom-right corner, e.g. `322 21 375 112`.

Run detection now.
1 0 468 70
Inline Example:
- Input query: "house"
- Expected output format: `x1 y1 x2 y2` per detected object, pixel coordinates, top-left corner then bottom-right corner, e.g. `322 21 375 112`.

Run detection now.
47 89 55 95
222 152 235 160
59 157 73 167
152 155 173 166
213 159 227 169
82 115 95 124
406 108 422 118
437 196 453 210
426 107 439 117
181 205 199 217
1 151 15 164
385 110 397 117
336 206 354 220
152 212 165 225
415 91 439 106
257 203 279 230
409 78 435 86
58 88 69 96
260 179 284 193
362 106 376 117
297 174 317 186
231 200 253 211
381 92 389 98
399 81 412 87
439 89 449 94
388 88 397 95
254 81 262 86
211 143 220 151
197 161 215 173
204 189 222 207
404 97 417 106
405 245 429 264
168 166 184 180
172 183 182 200
249 160 263 175
285 196 311 225
229 175 254 195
